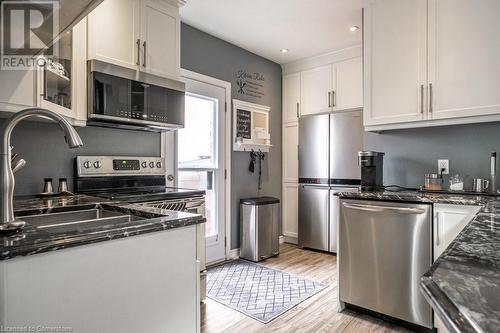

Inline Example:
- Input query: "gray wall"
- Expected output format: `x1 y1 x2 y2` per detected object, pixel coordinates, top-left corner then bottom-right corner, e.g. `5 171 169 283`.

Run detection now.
364 121 500 190
181 23 283 249
5 120 161 195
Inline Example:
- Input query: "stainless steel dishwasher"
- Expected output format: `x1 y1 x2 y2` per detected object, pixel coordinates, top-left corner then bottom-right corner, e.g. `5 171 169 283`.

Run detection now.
338 199 432 329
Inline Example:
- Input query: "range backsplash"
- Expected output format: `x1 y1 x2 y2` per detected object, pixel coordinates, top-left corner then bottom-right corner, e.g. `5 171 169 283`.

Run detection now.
2 119 161 196
364 121 500 190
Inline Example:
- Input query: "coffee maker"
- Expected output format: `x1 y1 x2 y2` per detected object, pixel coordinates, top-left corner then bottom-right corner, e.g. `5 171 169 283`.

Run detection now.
358 151 385 191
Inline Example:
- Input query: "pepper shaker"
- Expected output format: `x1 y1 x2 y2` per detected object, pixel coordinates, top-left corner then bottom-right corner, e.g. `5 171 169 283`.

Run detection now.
43 178 54 194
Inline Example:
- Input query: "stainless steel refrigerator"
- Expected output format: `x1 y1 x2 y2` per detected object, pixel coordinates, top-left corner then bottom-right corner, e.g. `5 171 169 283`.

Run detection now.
298 111 363 252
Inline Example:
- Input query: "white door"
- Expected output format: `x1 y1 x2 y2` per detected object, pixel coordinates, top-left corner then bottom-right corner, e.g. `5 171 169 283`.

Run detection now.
428 0 500 120
363 0 428 126
87 0 140 69
300 64 333 116
177 77 227 264
334 57 363 111
140 0 180 78
283 73 301 122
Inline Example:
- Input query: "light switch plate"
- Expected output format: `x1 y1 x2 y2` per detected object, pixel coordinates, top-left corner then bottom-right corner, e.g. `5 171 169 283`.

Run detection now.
438 159 449 175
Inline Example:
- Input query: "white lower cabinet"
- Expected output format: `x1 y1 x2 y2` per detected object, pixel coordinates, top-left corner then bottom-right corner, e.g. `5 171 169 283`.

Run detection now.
282 182 298 242
0 226 199 333
432 204 480 333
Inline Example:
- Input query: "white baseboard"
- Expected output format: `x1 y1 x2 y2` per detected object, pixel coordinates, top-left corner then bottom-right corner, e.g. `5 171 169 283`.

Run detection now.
279 235 285 244
227 248 240 260
283 236 298 245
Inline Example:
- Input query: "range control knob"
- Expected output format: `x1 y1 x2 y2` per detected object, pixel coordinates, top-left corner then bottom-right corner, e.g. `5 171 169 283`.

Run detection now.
149 161 155 168
93 161 102 169
83 161 91 169
141 161 147 169
156 162 162 168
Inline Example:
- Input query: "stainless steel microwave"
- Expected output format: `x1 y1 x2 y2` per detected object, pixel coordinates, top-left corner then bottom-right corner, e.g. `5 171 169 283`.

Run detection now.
87 60 185 131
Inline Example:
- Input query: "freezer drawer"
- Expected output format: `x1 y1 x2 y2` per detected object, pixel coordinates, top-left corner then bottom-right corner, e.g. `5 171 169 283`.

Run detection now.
339 199 432 328
298 185 329 251
329 187 359 253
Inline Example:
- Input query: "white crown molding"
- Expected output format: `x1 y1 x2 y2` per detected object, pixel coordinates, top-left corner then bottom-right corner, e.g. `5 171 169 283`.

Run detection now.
282 45 362 75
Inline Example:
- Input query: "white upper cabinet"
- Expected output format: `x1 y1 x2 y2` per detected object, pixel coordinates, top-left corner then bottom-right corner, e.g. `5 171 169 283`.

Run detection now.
300 64 333 116
428 0 500 120
87 0 141 70
364 0 500 130
363 0 428 126
334 57 363 111
88 0 181 78
283 73 301 123
140 0 180 78
0 70 35 113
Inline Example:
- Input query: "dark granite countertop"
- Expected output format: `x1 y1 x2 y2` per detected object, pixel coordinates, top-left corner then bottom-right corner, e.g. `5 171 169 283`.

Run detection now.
0 195 205 261
336 190 500 333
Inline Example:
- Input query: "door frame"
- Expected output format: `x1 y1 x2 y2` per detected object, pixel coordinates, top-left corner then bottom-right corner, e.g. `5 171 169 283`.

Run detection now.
164 68 232 261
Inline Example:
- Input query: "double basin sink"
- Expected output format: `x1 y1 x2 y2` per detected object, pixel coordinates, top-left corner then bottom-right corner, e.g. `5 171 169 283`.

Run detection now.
17 205 157 233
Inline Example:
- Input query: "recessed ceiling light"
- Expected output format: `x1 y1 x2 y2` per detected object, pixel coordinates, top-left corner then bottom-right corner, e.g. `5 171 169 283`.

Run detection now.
280 48 289 54
350 26 360 32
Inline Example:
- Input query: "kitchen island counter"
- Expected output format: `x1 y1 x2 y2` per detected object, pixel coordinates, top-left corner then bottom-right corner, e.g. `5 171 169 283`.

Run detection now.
0 194 205 261
336 190 500 333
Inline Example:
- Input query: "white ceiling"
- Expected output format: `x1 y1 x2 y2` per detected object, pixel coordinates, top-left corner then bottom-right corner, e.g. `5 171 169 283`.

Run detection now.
180 0 362 65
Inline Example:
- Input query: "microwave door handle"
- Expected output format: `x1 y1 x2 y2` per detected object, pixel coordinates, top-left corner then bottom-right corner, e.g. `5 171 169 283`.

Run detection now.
342 202 426 214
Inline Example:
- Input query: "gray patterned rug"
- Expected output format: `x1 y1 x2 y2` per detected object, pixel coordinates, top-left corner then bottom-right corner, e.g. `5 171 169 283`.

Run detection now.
206 259 328 323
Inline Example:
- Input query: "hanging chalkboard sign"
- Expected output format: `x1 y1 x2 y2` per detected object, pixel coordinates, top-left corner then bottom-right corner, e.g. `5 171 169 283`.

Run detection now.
236 109 251 139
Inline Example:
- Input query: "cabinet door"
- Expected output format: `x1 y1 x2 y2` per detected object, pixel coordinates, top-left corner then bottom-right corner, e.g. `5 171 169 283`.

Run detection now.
283 123 298 182
300 64 332 116
0 70 35 113
282 183 298 240
283 73 300 123
334 57 363 111
428 0 500 120
87 0 140 70
433 204 480 261
140 0 180 78
363 0 427 125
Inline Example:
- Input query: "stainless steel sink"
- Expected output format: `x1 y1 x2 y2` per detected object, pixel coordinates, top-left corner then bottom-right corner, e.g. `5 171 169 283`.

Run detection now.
21 207 147 232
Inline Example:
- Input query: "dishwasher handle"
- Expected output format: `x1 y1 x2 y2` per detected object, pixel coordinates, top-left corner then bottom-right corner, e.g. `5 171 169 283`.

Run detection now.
342 202 426 214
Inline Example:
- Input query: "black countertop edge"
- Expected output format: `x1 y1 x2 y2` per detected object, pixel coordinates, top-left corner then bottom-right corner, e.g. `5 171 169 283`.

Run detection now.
335 190 500 333
420 277 474 333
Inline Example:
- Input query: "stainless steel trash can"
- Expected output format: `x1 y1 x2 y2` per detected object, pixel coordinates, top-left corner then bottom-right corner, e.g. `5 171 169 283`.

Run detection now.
240 197 280 262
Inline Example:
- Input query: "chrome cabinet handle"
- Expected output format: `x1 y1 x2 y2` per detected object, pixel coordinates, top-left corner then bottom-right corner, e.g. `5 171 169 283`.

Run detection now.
342 202 426 214
142 41 147 67
429 83 433 113
435 212 440 246
420 84 424 114
296 102 299 118
332 90 336 107
328 91 332 108
136 39 141 65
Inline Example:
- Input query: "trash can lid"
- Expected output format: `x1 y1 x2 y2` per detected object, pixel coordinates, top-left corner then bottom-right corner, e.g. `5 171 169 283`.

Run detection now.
240 196 280 205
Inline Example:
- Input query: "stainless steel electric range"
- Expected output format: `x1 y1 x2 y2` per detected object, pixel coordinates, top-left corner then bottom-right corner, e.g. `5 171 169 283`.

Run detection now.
74 155 207 301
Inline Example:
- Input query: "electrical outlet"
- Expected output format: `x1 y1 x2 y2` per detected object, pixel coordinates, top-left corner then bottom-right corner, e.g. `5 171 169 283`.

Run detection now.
438 159 449 175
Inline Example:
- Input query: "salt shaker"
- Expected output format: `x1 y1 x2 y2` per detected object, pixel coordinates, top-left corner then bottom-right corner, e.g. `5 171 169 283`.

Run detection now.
43 178 54 194
58 178 68 193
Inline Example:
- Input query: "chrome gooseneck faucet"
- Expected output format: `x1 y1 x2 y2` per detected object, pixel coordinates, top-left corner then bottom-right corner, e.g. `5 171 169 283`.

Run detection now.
0 108 83 232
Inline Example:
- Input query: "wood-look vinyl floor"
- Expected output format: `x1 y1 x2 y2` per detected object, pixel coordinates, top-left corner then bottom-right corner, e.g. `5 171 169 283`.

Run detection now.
201 244 412 333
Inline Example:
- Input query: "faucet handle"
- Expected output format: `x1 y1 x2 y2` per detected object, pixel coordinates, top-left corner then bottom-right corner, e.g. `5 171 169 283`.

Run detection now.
12 159 26 173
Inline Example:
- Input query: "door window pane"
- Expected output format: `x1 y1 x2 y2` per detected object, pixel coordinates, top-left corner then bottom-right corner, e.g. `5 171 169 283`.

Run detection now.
178 171 216 237
178 94 217 168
